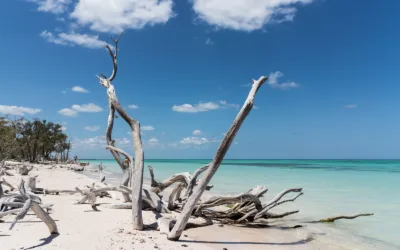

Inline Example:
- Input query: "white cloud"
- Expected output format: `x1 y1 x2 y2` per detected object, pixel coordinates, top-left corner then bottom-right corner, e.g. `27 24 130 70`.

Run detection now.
72 86 89 93
128 104 139 109
118 138 131 145
180 137 209 145
0 105 41 116
61 126 67 131
191 0 312 31
74 135 106 147
74 135 130 148
219 100 240 109
59 103 103 117
205 38 214 45
28 0 71 14
70 0 175 33
148 138 159 144
172 100 239 113
58 108 78 117
267 71 299 90
84 126 100 131
72 103 103 112
40 30 109 49
142 126 155 131
344 104 357 109
193 129 202 135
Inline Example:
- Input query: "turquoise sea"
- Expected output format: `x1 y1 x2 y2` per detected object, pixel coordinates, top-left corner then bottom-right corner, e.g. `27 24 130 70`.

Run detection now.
83 159 400 249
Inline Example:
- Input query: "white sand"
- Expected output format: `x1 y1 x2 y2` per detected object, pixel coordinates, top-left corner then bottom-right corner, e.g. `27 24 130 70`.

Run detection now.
0 164 344 250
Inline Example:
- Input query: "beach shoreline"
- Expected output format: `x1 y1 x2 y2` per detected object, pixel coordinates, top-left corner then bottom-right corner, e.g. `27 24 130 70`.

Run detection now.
0 162 396 250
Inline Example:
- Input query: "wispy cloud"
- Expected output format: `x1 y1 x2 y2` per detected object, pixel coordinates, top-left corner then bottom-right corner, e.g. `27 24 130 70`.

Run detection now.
180 137 209 145
70 0 175 33
72 86 89 93
172 100 239 113
73 135 106 148
27 0 71 14
73 135 129 148
40 31 109 49
142 126 155 131
118 138 131 145
72 103 103 112
148 138 159 144
128 104 139 109
193 129 202 135
59 108 77 117
59 103 103 117
343 104 357 109
0 105 41 116
205 38 214 45
191 0 313 31
84 126 100 131
267 71 299 90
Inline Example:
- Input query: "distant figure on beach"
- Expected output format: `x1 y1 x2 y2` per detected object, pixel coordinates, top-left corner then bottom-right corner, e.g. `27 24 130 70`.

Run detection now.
73 156 78 163
99 162 103 172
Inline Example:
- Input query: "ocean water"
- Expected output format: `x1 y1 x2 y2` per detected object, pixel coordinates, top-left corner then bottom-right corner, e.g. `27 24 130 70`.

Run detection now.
83 159 400 249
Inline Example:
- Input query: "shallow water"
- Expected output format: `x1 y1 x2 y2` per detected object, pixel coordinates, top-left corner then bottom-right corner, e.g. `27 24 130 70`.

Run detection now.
84 159 400 249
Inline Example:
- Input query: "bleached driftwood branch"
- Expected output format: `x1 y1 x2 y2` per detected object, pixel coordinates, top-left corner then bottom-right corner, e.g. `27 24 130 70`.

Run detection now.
105 103 131 202
148 166 191 194
18 165 34 175
168 75 268 240
97 32 145 230
315 213 374 223
4 180 58 234
184 165 209 198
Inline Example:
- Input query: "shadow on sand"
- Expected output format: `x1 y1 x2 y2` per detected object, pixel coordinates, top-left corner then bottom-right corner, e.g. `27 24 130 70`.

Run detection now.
25 233 60 249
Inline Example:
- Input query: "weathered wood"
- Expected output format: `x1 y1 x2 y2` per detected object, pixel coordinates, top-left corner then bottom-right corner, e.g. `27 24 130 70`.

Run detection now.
168 75 268 241
315 213 374 223
31 202 59 234
264 210 299 219
0 177 16 192
237 188 302 222
253 188 302 220
18 165 34 175
0 208 22 217
195 193 263 215
184 165 209 198
97 32 145 230
150 170 191 194
106 99 131 202
168 184 185 210
157 217 172 234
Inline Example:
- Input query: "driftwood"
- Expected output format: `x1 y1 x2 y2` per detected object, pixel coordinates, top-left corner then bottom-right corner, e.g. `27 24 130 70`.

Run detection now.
158 214 212 234
149 166 191 194
97 32 144 230
2 180 58 234
168 75 268 241
314 213 374 223
18 165 34 175
0 177 15 191
184 165 209 198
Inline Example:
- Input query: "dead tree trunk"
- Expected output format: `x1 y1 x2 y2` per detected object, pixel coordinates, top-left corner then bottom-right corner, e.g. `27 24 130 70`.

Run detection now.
168 75 268 240
97 32 145 230
106 102 131 202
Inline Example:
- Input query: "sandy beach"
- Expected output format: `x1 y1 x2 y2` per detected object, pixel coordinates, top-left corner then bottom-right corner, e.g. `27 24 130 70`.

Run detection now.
0 163 347 250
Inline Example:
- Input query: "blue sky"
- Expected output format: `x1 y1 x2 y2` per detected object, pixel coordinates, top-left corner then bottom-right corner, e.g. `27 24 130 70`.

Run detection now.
0 0 399 159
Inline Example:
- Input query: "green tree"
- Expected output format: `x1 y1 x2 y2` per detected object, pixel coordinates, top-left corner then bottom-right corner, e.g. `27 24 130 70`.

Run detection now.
0 117 71 162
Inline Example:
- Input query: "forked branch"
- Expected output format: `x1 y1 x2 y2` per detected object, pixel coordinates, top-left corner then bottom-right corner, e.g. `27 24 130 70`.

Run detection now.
168 75 268 241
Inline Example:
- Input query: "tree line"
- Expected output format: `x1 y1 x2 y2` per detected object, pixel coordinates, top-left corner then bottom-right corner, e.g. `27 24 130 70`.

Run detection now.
0 117 71 163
